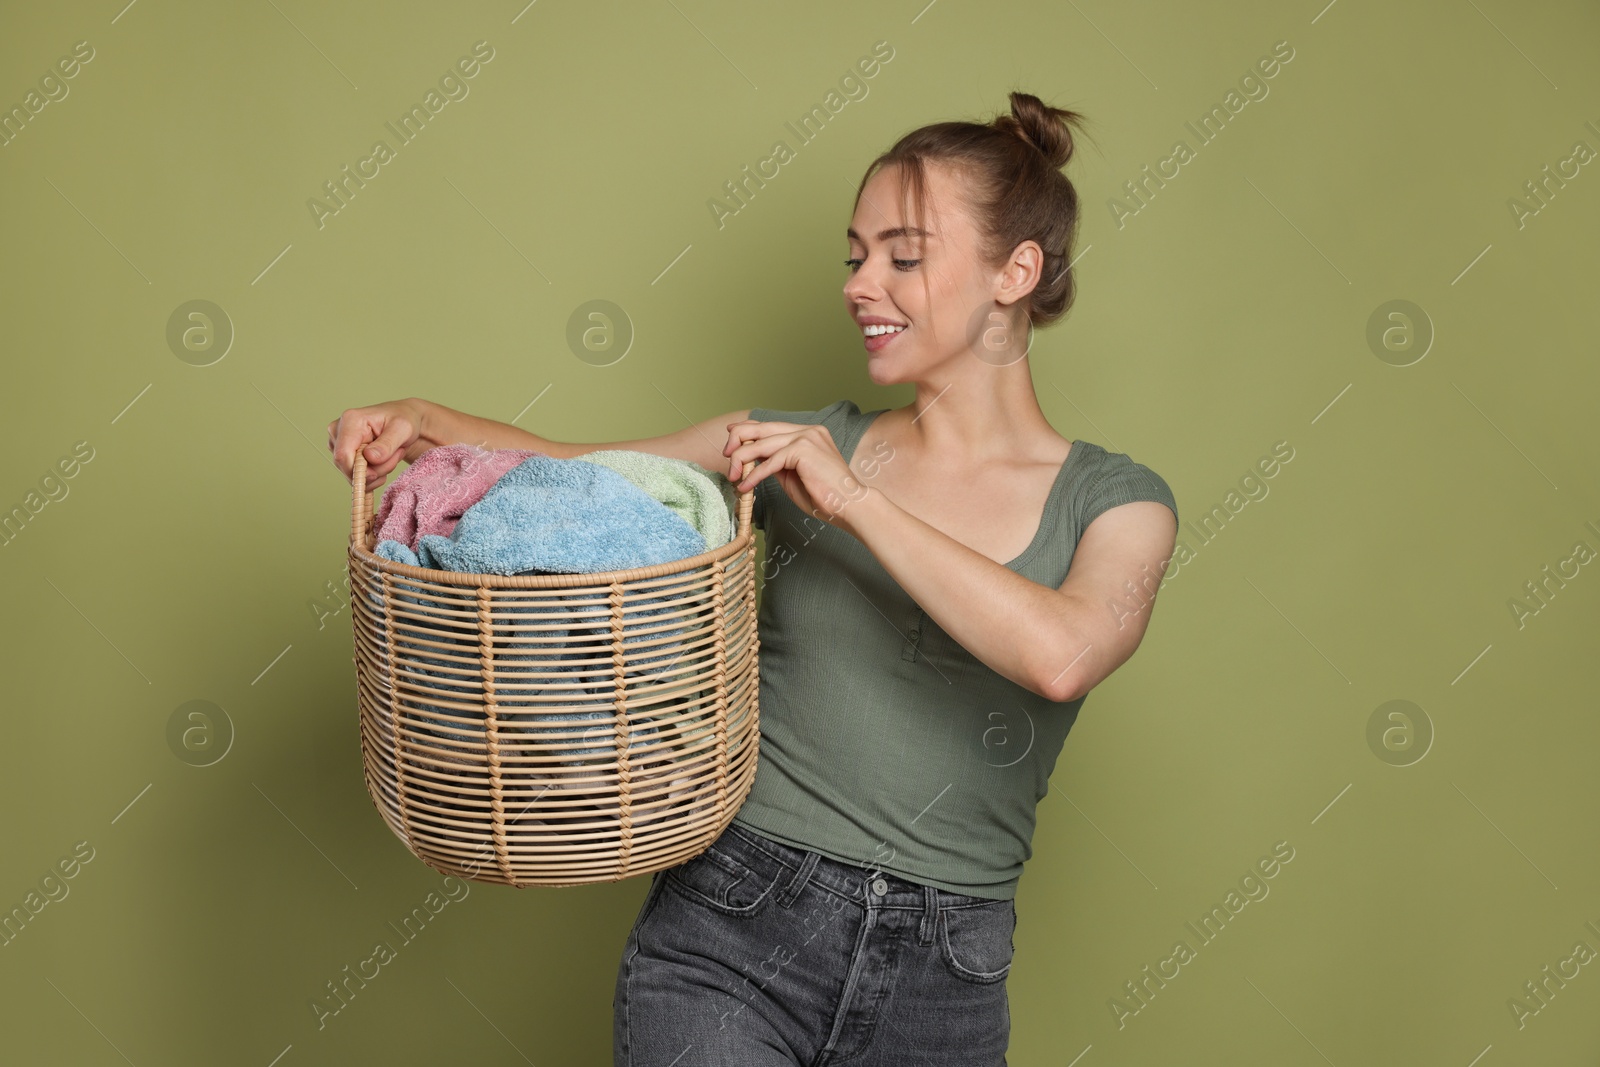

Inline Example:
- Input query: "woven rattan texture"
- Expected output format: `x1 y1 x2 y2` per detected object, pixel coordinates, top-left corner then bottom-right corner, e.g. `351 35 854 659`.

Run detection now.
347 450 760 887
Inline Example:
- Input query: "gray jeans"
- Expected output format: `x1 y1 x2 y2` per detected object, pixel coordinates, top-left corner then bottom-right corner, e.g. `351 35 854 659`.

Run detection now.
613 820 1015 1065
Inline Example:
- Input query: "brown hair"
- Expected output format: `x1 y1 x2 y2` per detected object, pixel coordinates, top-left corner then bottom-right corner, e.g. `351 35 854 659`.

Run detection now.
853 91 1092 327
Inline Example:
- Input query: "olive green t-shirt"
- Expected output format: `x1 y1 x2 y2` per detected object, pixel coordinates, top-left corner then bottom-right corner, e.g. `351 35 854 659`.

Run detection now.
729 399 1179 899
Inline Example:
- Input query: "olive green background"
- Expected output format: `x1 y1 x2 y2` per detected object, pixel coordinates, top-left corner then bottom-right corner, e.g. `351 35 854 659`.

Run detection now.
2 0 1597 1063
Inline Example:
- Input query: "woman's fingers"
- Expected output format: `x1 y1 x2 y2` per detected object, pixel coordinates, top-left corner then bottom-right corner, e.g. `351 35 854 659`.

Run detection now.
734 456 770 492
722 419 804 455
725 425 771 481
363 418 414 467
328 402 421 483
329 412 379 476
728 428 802 489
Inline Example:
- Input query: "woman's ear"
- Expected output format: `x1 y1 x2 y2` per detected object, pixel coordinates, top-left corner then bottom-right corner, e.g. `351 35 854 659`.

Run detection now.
994 240 1044 307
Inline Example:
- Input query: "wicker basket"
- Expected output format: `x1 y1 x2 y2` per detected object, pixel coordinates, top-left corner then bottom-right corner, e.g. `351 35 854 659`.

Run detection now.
346 450 760 887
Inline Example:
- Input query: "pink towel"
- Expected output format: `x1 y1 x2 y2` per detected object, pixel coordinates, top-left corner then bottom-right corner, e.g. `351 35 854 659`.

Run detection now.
373 443 544 550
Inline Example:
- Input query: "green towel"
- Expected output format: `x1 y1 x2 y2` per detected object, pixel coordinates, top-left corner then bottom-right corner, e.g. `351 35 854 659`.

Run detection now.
574 450 737 551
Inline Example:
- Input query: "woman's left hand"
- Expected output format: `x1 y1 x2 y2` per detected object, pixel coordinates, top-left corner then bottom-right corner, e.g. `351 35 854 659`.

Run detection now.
722 420 872 535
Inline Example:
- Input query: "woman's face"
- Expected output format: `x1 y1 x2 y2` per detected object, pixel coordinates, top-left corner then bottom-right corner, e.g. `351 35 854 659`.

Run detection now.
843 160 1015 384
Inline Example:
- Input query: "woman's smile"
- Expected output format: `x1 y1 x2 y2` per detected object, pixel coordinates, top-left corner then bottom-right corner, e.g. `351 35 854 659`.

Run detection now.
862 323 908 352
857 314 909 352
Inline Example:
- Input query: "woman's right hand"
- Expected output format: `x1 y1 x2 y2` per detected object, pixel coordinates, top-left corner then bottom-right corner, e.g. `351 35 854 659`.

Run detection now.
327 398 429 490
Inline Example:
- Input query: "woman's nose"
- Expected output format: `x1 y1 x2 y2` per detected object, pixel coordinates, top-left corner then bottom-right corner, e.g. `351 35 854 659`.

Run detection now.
843 264 880 301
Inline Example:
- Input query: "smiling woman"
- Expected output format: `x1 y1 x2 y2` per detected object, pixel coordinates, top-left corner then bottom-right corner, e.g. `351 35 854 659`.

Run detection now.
328 89 1179 1067
631 92 1179 1066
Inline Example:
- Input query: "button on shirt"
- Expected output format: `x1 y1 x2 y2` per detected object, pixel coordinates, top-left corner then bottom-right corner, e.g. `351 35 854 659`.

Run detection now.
728 400 1179 900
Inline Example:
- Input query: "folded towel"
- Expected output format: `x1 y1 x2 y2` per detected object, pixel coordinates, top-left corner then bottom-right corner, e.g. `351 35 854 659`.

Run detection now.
374 444 544 551
376 454 707 575
574 450 737 551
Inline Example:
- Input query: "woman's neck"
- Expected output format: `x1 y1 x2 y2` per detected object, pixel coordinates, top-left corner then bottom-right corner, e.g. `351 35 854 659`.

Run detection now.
890 363 1065 464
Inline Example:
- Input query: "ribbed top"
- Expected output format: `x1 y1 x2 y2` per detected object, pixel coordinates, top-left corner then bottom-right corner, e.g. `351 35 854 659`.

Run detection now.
732 399 1178 899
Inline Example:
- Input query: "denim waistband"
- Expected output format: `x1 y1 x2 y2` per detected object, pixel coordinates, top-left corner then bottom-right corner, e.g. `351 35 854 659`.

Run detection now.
720 821 1006 917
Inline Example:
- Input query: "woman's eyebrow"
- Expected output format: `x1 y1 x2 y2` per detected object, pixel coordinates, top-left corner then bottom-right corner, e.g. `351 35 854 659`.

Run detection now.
846 226 936 241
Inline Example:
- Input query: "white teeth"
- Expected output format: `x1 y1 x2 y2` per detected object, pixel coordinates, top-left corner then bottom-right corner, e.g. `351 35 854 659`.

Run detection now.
863 324 906 337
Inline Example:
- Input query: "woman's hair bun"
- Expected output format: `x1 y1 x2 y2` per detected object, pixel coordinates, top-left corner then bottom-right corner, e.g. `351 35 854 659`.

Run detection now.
993 91 1081 169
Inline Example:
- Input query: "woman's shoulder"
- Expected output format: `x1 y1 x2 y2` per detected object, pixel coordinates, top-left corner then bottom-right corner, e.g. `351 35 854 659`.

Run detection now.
1067 441 1179 530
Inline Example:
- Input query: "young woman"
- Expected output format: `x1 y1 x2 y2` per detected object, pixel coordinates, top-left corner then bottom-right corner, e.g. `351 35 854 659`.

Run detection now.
328 91 1178 1065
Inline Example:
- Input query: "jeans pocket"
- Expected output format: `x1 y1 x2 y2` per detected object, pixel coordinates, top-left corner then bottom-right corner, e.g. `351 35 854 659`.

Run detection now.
664 835 784 918
938 899 1016 984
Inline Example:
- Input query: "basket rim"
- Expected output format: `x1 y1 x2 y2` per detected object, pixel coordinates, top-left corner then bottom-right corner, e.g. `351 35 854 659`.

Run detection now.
348 445 758 589
348 527 756 588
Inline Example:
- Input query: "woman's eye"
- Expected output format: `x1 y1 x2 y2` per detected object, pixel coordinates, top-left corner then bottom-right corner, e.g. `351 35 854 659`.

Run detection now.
842 256 920 272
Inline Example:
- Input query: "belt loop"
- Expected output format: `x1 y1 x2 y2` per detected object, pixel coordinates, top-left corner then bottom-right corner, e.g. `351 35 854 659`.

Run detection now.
919 885 939 945
777 851 819 909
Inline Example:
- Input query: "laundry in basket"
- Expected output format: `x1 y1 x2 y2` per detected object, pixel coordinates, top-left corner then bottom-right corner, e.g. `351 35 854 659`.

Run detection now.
347 444 760 886
373 452 725 764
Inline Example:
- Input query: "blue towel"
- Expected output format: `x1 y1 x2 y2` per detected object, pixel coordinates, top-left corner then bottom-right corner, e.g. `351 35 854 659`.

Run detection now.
369 455 710 771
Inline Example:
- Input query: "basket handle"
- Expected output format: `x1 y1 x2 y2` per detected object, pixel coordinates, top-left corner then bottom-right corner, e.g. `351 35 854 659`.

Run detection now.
350 448 372 547
349 448 756 550
731 458 755 537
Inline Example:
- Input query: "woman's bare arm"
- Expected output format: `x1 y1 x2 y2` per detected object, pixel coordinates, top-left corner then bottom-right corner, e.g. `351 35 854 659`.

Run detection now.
327 397 752 489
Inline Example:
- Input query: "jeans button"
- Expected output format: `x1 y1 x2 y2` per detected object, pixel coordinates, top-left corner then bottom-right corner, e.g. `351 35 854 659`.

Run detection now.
871 877 889 896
